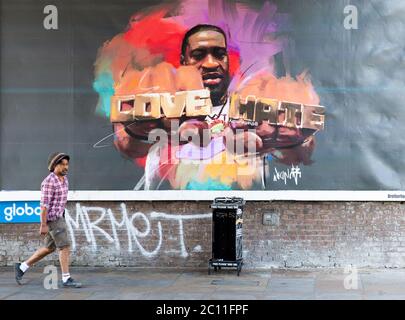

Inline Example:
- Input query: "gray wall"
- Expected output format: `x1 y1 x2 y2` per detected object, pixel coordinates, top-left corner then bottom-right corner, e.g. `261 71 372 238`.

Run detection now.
1 201 405 268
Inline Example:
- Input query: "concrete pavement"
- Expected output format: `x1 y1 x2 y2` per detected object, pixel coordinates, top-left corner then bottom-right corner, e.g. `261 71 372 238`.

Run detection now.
1 267 405 300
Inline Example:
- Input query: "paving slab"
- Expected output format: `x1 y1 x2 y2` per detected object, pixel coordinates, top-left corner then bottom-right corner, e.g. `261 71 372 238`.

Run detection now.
1 267 405 300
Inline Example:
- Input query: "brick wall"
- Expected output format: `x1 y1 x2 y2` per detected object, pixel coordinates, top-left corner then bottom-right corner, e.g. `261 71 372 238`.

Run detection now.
1 201 405 268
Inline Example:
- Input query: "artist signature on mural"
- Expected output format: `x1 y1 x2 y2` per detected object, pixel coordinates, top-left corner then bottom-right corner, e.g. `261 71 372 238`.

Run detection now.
273 165 302 185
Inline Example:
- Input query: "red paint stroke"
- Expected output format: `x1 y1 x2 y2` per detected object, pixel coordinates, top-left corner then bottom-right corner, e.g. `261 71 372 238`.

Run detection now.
135 155 147 168
123 10 187 68
228 48 241 78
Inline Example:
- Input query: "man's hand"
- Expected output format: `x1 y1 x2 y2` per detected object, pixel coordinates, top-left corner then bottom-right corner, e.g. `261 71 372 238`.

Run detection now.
270 135 315 166
255 122 316 151
112 63 206 158
230 70 321 164
224 122 262 156
226 118 316 165
178 118 211 147
39 223 48 236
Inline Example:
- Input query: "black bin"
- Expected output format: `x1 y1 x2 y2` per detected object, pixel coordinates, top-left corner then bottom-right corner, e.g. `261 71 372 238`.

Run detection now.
208 197 245 276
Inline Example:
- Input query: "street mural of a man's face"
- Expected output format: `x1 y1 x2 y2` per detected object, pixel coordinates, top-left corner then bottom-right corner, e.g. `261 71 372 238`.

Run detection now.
181 27 230 106
93 1 325 190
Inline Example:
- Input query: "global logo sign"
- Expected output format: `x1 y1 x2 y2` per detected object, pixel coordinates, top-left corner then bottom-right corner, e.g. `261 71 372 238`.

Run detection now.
0 202 41 223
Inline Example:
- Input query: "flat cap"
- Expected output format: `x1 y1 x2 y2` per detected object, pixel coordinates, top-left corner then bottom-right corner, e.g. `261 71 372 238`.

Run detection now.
48 152 70 172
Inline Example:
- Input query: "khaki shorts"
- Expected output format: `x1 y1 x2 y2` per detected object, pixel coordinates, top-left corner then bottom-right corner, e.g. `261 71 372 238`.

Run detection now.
44 217 70 250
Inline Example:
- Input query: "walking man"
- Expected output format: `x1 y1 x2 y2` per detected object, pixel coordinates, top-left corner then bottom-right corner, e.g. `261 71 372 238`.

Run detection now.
15 152 81 288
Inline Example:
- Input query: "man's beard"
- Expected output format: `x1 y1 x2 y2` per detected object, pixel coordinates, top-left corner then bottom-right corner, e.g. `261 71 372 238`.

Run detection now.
205 76 230 106
201 68 230 106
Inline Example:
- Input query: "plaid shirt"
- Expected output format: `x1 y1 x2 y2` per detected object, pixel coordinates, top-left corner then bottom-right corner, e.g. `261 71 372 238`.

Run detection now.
40 172 69 222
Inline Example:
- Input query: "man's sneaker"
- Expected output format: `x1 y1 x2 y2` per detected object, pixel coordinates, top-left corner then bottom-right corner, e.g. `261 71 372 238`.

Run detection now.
62 277 82 288
14 263 25 285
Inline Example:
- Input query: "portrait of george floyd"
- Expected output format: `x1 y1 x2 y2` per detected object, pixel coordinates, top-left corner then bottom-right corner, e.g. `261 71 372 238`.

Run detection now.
93 1 325 191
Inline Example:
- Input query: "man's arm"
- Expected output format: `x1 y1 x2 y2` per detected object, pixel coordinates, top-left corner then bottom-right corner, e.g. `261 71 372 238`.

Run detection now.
39 207 48 235
39 179 53 235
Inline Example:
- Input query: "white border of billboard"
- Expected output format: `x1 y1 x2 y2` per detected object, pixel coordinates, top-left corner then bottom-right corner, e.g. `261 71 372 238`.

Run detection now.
1 191 405 201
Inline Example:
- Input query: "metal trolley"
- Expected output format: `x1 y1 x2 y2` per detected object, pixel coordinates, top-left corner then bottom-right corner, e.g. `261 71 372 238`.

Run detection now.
208 197 245 276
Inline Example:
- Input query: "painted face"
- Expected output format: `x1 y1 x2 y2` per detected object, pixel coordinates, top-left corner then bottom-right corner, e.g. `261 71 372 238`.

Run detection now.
54 159 69 176
183 30 230 106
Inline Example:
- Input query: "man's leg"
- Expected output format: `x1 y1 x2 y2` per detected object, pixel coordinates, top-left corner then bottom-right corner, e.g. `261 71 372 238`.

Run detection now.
58 246 81 288
15 247 54 285
59 246 70 275
26 247 55 266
